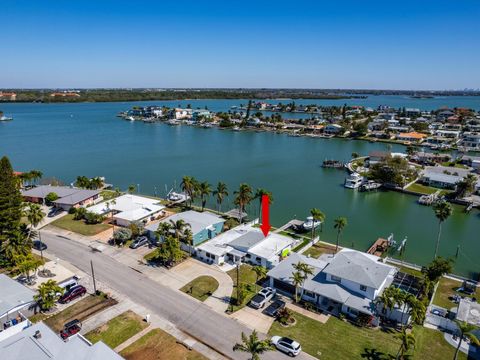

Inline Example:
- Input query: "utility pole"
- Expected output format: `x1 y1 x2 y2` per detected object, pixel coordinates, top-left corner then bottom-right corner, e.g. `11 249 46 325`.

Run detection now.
91 260 97 295
236 259 240 306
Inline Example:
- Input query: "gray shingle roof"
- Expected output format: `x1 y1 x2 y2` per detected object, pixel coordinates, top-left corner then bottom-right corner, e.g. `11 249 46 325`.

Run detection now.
0 274 36 316
322 250 393 289
21 186 100 206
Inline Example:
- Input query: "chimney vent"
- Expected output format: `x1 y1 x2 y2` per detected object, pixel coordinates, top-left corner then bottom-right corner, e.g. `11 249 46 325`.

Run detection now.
33 330 42 339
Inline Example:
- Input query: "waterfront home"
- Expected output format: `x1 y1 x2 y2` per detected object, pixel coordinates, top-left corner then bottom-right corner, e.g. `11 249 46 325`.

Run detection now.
0 275 36 342
172 108 192 120
420 166 479 190
405 108 421 117
21 185 100 210
88 194 165 227
146 210 225 246
396 131 427 143
0 322 123 360
434 129 461 139
411 152 451 165
267 250 409 323
460 155 480 171
324 124 343 135
0 92 17 101
367 119 387 131
195 224 293 268
192 109 212 121
461 132 480 150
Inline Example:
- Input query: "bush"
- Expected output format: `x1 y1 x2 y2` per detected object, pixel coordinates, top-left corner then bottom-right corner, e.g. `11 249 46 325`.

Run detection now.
277 307 294 325
129 221 144 238
68 207 77 214
45 192 59 205
73 207 87 220
84 212 104 225
113 228 132 245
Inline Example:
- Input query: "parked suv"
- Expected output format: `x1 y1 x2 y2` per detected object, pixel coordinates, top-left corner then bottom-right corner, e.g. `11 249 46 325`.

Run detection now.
59 285 87 304
129 236 149 249
48 207 63 217
60 319 82 340
249 287 276 309
271 336 302 357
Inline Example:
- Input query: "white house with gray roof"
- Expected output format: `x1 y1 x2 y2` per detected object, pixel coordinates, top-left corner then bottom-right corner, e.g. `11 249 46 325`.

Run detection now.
267 249 397 319
22 185 101 210
0 322 123 360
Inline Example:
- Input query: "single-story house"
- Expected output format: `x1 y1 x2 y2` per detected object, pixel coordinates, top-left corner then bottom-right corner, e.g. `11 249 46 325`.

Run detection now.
420 166 479 190
324 124 343 135
21 185 100 210
0 275 36 342
0 322 123 360
267 250 405 321
396 132 427 143
195 224 294 268
146 210 225 246
461 133 480 150
88 194 165 227
412 152 451 165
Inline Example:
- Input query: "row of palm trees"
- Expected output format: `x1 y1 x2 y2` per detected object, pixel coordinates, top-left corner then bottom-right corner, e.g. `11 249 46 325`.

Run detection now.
180 176 273 222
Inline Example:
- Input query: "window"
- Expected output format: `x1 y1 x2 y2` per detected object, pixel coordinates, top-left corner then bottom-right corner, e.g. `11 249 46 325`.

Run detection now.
331 275 342 283
360 285 367 292
303 291 315 298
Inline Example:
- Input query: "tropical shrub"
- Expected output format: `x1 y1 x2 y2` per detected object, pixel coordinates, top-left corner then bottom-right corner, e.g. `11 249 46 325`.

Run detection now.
45 192 59 205
113 228 132 245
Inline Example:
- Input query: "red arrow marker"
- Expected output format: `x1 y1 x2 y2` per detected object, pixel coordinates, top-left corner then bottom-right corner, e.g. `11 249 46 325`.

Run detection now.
260 194 271 237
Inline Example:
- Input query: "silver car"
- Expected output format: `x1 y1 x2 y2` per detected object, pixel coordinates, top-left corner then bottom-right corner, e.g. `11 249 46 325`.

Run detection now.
271 336 302 357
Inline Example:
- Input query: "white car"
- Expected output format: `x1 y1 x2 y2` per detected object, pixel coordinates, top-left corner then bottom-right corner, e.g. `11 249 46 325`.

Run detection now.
249 287 276 309
271 336 302 357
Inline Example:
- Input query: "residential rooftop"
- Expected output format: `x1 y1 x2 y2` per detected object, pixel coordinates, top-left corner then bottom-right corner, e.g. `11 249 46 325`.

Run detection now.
0 274 36 317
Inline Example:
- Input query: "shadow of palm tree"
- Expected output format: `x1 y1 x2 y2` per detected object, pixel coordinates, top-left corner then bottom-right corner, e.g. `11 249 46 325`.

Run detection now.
361 348 388 360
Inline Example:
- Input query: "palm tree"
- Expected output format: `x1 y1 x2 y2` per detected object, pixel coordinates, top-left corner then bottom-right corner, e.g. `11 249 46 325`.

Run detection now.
433 201 452 259
213 182 228 213
395 328 415 360
290 271 306 303
198 181 211 211
455 174 477 199
310 208 325 242
233 330 274 360
234 183 253 223
25 203 45 239
333 217 348 253
254 189 273 222
183 228 194 256
29 170 43 185
453 321 480 360
155 222 173 242
252 265 267 291
169 219 190 241
128 184 136 194
376 286 395 316
407 296 426 326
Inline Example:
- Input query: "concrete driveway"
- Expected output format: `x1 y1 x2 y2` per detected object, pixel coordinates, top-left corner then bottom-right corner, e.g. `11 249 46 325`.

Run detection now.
230 305 275 333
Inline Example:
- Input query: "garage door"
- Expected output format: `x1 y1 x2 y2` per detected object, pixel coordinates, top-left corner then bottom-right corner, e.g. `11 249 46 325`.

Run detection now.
272 278 295 295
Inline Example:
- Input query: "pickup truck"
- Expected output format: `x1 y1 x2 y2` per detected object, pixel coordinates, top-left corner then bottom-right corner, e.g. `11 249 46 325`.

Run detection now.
249 287 276 309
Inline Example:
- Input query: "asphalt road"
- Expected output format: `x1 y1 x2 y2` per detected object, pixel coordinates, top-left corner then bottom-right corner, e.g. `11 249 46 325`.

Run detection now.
41 232 311 360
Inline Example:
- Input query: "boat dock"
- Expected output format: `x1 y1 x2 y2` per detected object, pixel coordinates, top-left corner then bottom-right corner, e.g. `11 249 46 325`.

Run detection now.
321 159 344 169
366 237 390 257
418 191 441 205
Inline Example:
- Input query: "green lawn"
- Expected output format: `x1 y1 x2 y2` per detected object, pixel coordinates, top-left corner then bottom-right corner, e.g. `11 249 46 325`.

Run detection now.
180 275 219 302
433 277 480 309
45 293 117 332
405 183 452 196
268 311 465 360
85 311 148 349
227 264 259 312
302 243 336 258
51 214 112 236
120 328 207 360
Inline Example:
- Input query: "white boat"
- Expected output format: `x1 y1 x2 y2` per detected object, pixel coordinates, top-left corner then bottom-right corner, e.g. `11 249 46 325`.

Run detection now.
166 119 180 126
167 190 190 203
302 216 321 231
0 115 13 121
126 116 135 121
344 173 364 189
232 126 240 131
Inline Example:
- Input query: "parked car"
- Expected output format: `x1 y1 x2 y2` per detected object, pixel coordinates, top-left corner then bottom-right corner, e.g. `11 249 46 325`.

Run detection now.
249 287 276 309
129 236 149 249
48 207 63 217
32 240 47 251
271 336 302 357
60 319 82 340
58 285 87 304
264 299 286 317
58 276 80 293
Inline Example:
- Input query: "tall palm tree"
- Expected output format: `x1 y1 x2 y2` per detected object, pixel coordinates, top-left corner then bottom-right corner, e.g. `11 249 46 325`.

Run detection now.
395 328 415 360
290 271 306 303
128 184 136 194
213 182 228 213
453 321 480 360
310 208 325 242
333 217 348 253
433 201 452 259
233 330 274 360
376 286 395 316
252 265 267 292
198 181 211 211
156 221 173 241
169 219 190 241
234 183 253 223
181 176 195 207
455 174 477 199
183 228 194 256
25 203 45 239
254 188 273 222
407 296 426 326
29 170 43 185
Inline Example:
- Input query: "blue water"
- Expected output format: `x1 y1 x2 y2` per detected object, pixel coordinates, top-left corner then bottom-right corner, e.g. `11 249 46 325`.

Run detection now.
1 98 479 278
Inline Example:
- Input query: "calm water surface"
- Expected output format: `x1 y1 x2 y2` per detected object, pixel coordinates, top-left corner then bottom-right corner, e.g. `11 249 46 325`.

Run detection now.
1 99 479 277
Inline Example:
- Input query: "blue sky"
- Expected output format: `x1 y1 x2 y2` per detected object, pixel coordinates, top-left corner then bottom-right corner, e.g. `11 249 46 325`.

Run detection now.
2 0 480 89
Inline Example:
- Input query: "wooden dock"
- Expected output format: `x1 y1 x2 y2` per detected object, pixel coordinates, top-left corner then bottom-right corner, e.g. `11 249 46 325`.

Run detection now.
366 238 389 257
